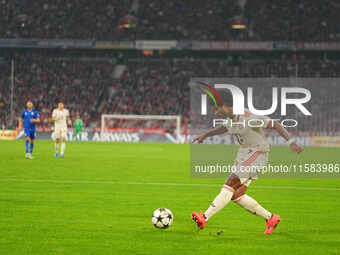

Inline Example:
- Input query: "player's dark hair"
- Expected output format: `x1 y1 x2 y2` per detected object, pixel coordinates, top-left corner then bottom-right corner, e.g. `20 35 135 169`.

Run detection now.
25 100 36 110
26 100 33 108
215 89 233 107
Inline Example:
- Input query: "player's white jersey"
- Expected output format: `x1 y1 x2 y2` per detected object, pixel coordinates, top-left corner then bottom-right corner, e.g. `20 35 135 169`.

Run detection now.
223 109 271 151
52 108 69 129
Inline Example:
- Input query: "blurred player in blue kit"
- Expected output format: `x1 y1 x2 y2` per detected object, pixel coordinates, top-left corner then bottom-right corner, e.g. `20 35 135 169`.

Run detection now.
19 101 40 159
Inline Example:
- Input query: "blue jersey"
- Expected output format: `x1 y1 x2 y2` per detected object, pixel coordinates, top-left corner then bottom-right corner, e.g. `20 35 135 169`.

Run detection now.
21 109 39 131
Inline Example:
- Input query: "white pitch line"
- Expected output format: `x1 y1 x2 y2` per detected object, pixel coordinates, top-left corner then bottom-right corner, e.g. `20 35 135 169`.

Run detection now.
0 178 340 191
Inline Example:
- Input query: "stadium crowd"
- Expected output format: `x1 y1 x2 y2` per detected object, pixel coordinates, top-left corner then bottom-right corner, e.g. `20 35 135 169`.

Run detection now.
0 0 132 40
1 53 340 135
1 0 340 41
0 54 113 128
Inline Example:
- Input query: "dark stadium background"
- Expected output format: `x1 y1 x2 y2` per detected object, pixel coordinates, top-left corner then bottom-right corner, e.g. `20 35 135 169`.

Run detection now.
0 0 340 136
0 1 340 254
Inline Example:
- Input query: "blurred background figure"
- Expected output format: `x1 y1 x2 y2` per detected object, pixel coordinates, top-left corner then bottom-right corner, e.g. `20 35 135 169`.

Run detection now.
74 114 83 142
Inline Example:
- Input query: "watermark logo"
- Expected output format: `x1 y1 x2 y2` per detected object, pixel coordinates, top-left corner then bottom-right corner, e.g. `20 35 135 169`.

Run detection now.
200 82 311 116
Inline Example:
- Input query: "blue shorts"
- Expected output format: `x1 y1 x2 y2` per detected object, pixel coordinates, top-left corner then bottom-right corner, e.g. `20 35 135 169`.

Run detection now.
24 129 36 139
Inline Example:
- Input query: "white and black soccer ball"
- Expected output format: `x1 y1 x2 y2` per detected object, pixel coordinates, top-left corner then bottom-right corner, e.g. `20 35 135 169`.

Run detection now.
152 208 174 229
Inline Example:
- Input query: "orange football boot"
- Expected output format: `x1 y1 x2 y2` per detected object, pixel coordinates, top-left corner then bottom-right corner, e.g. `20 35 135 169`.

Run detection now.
264 214 281 235
192 211 207 229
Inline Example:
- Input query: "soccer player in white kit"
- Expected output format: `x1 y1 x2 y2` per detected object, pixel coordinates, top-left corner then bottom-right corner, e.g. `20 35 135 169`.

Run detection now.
192 89 302 235
52 102 71 158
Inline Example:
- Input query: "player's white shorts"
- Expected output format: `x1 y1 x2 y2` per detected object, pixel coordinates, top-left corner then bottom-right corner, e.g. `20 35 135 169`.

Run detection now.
232 147 268 186
54 127 67 139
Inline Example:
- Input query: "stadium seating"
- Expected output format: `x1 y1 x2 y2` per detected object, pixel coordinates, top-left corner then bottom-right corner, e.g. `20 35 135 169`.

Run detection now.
1 0 340 41
0 0 132 40
1 53 340 134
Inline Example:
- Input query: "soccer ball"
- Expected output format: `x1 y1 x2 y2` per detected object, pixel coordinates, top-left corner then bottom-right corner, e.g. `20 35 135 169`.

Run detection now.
152 208 174 229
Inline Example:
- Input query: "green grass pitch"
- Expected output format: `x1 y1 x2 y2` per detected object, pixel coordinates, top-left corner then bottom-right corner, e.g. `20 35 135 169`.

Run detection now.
0 140 340 255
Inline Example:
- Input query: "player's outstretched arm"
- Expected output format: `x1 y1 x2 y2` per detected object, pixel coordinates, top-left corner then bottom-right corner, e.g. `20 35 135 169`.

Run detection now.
192 125 228 144
271 120 302 154
18 118 23 131
18 111 25 130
